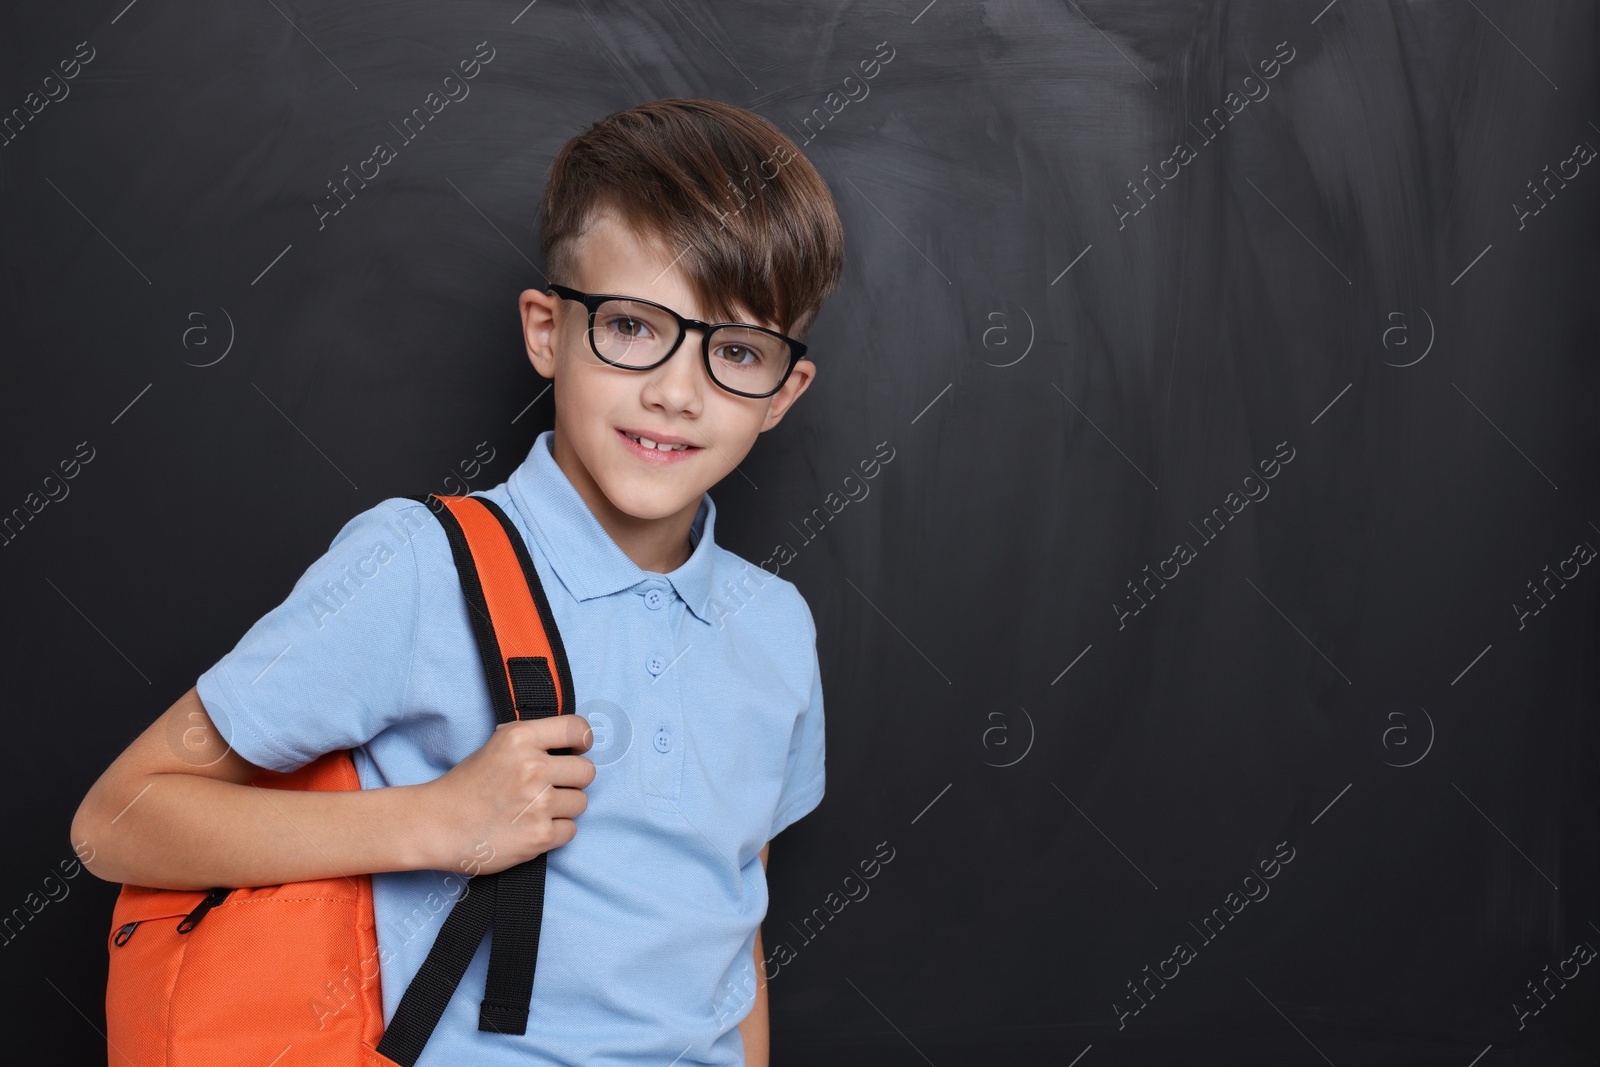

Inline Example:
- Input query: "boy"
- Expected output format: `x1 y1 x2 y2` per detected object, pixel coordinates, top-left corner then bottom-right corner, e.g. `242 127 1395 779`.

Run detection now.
73 97 844 1066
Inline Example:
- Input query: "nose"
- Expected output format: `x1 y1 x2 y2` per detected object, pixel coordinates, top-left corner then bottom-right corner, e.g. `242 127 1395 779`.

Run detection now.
643 327 708 412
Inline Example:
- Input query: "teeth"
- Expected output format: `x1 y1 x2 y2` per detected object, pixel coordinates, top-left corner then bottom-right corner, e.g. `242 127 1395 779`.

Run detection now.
625 431 688 452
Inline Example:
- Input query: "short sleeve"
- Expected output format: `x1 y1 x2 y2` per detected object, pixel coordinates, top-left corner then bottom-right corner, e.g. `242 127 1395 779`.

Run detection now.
195 497 429 773
768 598 825 840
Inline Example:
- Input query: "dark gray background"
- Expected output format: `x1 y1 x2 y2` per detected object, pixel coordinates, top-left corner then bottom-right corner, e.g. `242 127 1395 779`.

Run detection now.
2 1 1596 1064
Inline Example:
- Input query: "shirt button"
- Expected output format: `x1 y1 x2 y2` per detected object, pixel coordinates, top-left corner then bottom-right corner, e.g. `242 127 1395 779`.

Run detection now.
653 729 672 753
644 589 665 610
646 654 666 675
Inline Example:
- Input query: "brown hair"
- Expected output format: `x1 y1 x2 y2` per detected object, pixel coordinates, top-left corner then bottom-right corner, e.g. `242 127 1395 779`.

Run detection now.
539 98 844 340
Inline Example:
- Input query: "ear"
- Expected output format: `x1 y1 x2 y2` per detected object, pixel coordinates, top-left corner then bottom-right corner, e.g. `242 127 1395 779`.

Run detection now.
521 287 561 379
759 358 815 432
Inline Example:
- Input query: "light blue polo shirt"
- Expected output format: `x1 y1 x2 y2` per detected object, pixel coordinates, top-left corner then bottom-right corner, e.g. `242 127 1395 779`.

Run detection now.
196 428 825 1066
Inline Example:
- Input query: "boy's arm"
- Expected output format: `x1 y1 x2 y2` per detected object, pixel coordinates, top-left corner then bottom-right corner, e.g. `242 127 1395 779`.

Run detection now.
739 842 772 1067
71 685 594 890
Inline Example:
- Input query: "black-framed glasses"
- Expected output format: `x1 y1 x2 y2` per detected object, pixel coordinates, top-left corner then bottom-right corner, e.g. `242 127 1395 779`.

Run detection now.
548 283 807 399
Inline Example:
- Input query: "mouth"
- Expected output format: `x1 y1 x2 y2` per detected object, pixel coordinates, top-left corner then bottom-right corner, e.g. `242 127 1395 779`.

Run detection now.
616 427 703 463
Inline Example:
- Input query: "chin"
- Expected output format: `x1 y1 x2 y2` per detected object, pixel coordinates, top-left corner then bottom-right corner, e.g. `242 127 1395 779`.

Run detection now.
599 475 696 521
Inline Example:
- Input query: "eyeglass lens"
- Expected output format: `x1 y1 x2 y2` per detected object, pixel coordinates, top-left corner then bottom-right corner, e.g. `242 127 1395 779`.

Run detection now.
588 298 790 395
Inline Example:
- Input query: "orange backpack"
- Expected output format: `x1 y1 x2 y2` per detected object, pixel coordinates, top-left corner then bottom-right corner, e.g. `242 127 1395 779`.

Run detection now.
105 493 577 1067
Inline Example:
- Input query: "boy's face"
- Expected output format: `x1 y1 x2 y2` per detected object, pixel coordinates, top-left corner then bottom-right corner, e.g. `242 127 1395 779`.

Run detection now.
519 210 815 559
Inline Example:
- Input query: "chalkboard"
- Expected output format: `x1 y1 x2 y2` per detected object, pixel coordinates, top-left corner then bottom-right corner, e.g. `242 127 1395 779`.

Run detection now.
2 1 1595 1064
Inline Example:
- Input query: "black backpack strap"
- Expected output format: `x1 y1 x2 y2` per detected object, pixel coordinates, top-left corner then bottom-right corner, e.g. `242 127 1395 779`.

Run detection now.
472 496 575 1035
372 868 498 1062
375 493 575 1065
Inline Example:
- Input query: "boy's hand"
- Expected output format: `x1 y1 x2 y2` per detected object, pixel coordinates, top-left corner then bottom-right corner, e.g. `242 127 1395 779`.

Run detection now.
425 714 596 877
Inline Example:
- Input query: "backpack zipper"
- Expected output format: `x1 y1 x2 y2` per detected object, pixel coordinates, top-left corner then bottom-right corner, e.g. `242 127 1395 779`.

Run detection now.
176 887 233 933
113 921 140 946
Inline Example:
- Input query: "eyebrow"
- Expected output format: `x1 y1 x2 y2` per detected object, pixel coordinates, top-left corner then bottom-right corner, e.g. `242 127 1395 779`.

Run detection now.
598 290 779 331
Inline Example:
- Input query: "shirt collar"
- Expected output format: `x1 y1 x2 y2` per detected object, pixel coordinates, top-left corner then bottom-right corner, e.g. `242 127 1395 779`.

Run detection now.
506 430 719 625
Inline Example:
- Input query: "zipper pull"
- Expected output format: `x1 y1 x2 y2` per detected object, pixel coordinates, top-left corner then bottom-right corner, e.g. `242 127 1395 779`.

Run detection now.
113 921 140 946
176 887 233 933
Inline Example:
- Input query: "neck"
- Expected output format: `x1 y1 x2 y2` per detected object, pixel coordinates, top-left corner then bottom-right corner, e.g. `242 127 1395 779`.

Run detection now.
607 507 696 575
550 431 699 575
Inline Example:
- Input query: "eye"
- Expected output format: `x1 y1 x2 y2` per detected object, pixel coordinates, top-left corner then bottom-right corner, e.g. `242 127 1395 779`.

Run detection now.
605 315 652 340
715 343 764 366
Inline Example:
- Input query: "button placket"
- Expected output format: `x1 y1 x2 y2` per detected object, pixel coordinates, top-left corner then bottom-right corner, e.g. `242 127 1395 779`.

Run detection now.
638 580 685 804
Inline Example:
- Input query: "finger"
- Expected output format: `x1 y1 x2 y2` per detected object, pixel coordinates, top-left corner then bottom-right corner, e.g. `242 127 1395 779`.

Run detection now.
549 818 579 847
545 754 597 789
527 714 593 754
543 787 588 820
498 713 593 754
